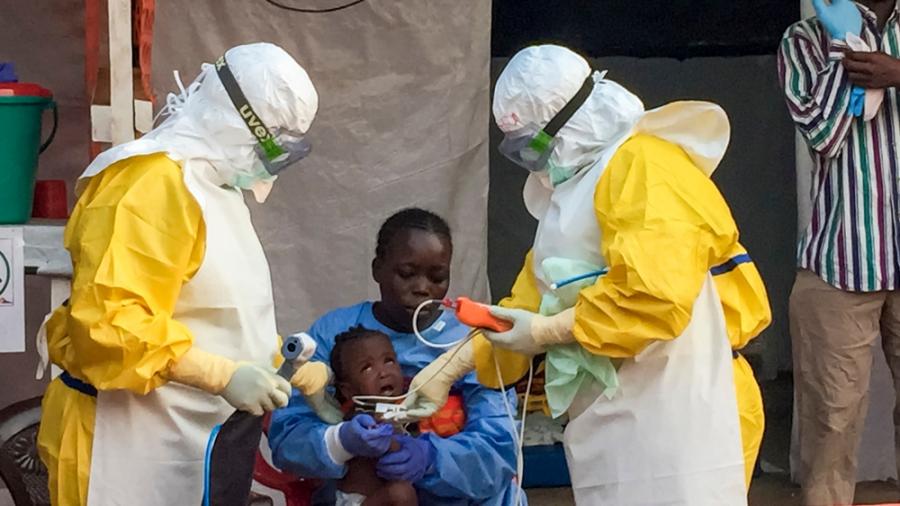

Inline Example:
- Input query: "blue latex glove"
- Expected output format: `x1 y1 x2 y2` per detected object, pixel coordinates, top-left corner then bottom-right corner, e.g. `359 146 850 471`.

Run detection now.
850 85 866 117
376 435 435 482
338 414 394 458
812 0 863 40
812 0 866 117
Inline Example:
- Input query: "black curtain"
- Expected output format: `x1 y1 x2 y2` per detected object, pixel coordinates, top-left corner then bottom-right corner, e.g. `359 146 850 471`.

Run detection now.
492 1 801 58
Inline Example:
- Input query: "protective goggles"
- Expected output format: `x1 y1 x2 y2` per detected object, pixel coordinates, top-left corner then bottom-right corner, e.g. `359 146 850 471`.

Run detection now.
498 74 595 172
215 56 311 176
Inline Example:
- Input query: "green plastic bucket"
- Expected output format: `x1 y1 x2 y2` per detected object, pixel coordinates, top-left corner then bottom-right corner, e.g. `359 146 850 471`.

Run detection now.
0 82 57 224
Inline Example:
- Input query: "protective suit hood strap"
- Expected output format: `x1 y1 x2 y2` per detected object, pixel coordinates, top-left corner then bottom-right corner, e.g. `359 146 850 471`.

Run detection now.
214 56 284 161
544 75 594 137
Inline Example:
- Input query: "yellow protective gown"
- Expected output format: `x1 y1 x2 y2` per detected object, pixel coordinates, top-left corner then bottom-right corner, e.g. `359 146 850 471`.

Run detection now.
37 153 205 506
474 134 770 487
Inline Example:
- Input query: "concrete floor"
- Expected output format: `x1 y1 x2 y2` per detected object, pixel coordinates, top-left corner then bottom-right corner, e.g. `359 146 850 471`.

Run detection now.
750 475 899 505
526 487 574 505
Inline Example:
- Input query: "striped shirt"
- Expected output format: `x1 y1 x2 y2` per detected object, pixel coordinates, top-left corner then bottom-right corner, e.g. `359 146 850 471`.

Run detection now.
778 2 900 292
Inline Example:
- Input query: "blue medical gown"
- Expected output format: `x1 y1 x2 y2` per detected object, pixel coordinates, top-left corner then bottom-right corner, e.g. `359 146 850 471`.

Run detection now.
269 302 525 505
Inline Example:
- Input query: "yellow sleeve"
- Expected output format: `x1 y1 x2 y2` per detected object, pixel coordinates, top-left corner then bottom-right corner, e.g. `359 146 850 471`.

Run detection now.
473 251 540 388
50 153 206 394
713 248 772 349
496 250 543 313
573 134 746 357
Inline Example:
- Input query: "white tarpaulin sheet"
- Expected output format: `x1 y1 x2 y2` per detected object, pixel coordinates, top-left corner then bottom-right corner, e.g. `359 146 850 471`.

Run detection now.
151 0 492 332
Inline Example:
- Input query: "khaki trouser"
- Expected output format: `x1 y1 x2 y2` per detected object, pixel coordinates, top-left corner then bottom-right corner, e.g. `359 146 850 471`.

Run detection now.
791 270 900 506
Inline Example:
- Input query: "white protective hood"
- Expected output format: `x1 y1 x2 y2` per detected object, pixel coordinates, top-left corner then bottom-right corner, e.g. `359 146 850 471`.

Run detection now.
493 45 730 218
78 42 319 203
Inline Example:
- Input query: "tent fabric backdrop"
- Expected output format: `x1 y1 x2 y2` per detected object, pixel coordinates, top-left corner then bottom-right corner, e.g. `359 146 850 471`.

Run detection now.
151 0 492 332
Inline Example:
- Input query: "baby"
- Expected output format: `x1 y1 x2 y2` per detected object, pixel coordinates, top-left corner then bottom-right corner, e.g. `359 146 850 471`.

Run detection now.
330 326 417 506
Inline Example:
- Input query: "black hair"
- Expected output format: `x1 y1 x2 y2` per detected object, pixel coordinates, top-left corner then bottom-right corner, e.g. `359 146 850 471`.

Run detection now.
329 325 391 383
375 208 452 260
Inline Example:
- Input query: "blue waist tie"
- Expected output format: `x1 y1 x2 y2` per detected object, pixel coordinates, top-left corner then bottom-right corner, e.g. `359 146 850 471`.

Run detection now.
60 370 98 397
711 253 753 359
711 253 751 276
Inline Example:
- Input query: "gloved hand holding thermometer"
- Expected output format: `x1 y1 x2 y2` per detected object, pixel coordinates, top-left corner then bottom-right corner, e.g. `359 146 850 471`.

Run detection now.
404 295 574 417
402 297 520 419
442 297 575 354
280 332 343 424
165 331 333 416
208 332 335 430
201 333 340 506
448 297 513 332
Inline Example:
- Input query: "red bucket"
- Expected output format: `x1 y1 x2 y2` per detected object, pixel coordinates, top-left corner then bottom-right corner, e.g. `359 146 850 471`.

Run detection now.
31 179 68 219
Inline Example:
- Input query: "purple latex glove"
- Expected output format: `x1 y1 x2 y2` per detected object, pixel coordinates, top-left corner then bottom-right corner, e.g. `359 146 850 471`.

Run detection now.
376 435 435 482
338 414 394 458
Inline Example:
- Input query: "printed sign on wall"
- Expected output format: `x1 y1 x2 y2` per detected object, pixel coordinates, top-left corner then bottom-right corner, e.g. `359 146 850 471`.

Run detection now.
0 227 24 352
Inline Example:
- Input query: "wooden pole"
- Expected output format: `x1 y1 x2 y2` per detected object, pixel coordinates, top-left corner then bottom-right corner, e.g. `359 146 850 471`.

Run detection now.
107 0 134 146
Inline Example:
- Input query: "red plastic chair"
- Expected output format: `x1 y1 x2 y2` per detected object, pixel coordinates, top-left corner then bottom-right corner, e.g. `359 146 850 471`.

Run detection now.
253 413 321 506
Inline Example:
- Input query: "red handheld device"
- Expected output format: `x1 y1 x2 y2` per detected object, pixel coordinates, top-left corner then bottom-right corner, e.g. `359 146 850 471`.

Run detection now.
446 297 513 332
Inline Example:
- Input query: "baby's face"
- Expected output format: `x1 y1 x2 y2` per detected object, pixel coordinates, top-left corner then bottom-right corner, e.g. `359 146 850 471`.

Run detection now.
338 335 405 399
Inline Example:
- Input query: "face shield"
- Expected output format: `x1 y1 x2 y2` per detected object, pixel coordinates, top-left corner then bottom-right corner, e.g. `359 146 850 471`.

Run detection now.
497 73 597 173
256 128 311 175
216 56 311 179
497 123 559 173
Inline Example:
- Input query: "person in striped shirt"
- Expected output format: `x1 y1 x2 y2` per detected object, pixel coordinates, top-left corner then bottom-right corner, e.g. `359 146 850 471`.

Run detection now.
778 1 900 504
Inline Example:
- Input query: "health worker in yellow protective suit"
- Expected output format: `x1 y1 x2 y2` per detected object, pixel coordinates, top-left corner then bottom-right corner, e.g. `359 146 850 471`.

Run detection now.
404 44 771 505
36 43 338 506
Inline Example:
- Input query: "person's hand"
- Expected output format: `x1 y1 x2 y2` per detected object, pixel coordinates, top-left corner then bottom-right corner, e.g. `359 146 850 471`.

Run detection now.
338 414 394 458
402 392 441 420
289 361 331 396
376 435 435 482
306 389 344 425
812 0 862 40
221 363 292 416
843 51 900 89
483 307 546 356
402 341 475 418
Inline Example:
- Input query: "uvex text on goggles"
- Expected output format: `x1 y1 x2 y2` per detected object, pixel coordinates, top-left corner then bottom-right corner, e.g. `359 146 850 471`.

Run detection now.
215 56 311 176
